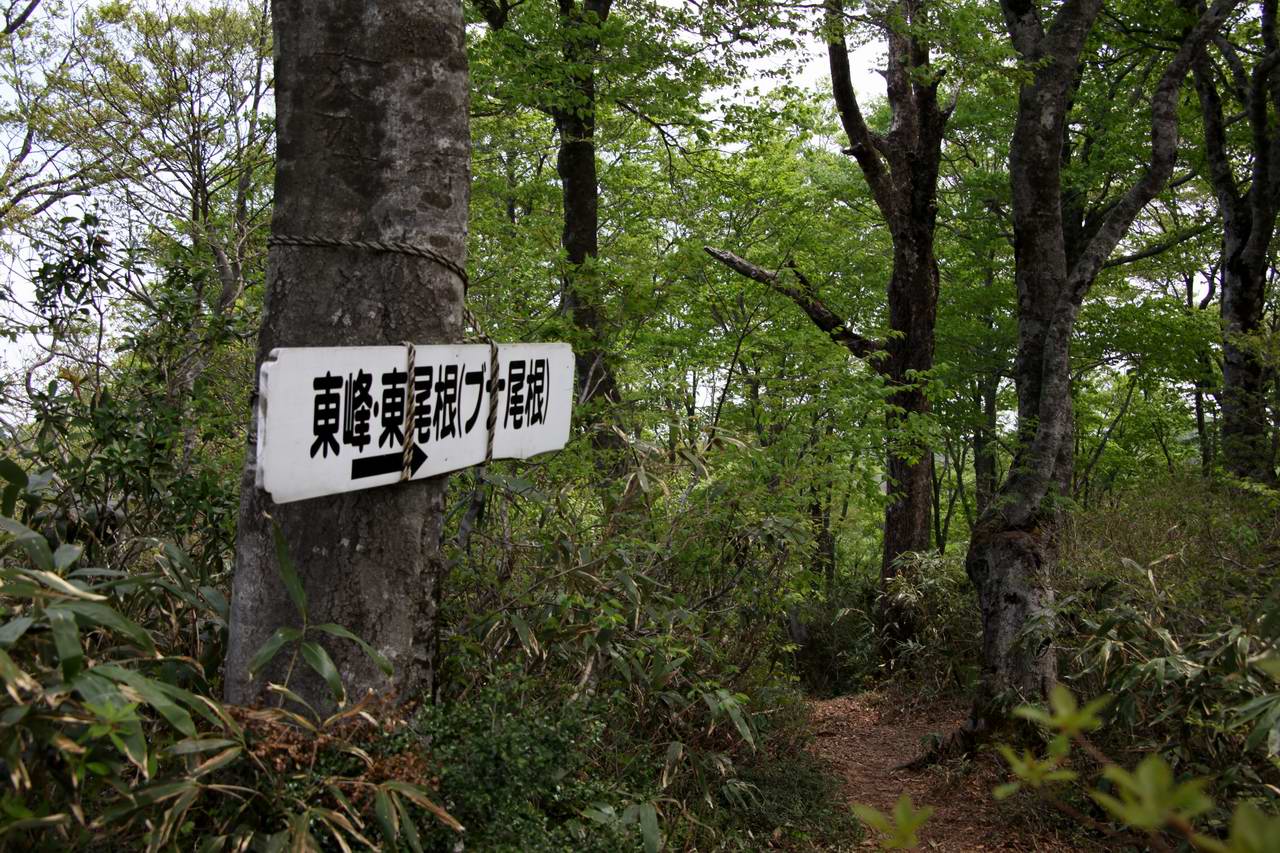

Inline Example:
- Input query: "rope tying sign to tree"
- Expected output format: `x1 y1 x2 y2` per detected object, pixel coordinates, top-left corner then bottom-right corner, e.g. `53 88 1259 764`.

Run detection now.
267 234 470 288
399 340 417 482
463 306 501 467
269 233 493 481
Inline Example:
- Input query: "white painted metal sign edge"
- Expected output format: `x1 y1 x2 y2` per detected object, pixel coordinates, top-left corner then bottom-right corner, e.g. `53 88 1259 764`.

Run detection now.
255 342 574 504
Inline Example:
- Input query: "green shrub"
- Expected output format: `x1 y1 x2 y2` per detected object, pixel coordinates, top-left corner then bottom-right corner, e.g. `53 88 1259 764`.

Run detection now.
407 672 630 852
1056 474 1280 813
0 513 463 851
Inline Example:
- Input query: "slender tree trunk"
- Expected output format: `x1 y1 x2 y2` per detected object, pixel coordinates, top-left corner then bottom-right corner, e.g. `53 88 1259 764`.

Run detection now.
475 0 621 474
225 0 469 708
973 374 1000 516
1188 270 1219 474
811 489 837 593
555 106 618 411
554 0 621 418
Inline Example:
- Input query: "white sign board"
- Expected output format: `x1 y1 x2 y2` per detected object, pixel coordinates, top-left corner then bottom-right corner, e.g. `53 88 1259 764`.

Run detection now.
255 343 573 504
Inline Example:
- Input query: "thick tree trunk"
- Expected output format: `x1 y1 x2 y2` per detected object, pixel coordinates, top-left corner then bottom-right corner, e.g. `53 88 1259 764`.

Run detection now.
225 0 469 708
1192 8 1279 483
879 228 939 588
878 258 936 643
967 520 1057 701
959 0 1236 728
1220 255 1275 481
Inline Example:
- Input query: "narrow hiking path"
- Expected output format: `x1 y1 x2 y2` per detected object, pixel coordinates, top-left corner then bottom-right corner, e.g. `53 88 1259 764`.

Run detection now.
809 693 1080 851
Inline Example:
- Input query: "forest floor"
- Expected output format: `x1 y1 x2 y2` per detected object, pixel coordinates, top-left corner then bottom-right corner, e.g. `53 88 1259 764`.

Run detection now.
808 691 1084 851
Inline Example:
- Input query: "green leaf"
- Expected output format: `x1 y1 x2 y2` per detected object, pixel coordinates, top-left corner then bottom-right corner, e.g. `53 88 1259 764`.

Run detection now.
2 483 19 518
90 664 195 736
311 623 392 677
0 617 34 649
0 814 71 836
264 684 319 725
382 782 464 832
199 585 229 622
638 802 660 853
1243 701 1280 754
1091 754 1214 831
1222 803 1280 853
112 720 149 777
851 803 892 834
993 782 1022 800
300 641 345 706
509 612 540 657
315 805 375 852
374 789 398 845
170 737 240 756
52 543 82 572
191 746 243 778
287 809 319 853
162 542 195 581
661 740 684 789
53 602 156 653
15 534 53 572
272 522 307 619
46 607 83 678
24 569 108 601
394 796 424 853
0 647 39 698
1014 685 1108 737
716 689 755 750
248 626 303 677
0 459 28 488
853 795 933 850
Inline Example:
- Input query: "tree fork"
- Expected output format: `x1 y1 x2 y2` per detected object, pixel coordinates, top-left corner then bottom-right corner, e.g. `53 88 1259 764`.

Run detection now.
907 0 1244 767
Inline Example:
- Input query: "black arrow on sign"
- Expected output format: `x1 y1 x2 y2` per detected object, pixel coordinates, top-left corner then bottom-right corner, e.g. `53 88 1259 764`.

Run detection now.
350 443 428 480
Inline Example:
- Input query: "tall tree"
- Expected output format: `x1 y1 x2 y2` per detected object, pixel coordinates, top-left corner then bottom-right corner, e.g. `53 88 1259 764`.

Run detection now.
707 0 955 645
224 0 470 706
0 1 107 232
549 0 618 420
470 0 787 485
1192 0 1279 483
961 0 1237 735
47 1 274 466
469 0 625 439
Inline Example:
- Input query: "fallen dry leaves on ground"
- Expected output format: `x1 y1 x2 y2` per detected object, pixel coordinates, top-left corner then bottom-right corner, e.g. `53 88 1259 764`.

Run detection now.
808 692 1089 852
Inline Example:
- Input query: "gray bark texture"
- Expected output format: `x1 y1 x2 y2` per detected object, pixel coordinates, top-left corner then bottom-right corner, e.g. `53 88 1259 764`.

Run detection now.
224 0 470 708
1192 0 1280 483
963 0 1237 730
827 0 946 627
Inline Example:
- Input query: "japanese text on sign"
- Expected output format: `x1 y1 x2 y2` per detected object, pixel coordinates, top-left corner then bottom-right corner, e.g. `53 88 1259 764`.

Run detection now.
255 343 573 504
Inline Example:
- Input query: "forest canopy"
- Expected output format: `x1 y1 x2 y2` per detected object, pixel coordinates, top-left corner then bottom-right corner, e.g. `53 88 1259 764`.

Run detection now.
0 0 1277 850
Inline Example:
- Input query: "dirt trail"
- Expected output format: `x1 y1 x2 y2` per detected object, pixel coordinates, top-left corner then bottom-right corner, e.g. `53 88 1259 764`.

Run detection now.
809 693 1080 851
